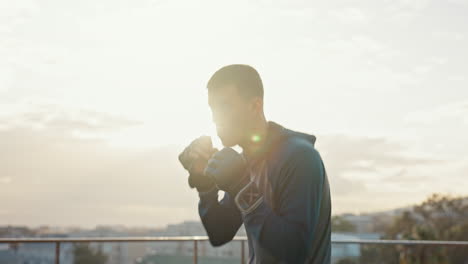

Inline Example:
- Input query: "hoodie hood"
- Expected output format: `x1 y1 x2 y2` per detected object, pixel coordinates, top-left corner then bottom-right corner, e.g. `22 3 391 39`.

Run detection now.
270 121 316 146
244 121 317 162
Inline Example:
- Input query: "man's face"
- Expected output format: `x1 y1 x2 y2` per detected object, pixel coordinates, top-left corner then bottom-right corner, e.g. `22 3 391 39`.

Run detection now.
208 84 253 147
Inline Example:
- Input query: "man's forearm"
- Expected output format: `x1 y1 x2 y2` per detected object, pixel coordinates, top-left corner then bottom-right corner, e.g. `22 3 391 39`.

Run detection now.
198 189 243 246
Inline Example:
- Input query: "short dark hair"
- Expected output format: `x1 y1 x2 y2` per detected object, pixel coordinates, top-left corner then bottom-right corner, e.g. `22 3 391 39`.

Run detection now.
207 64 264 99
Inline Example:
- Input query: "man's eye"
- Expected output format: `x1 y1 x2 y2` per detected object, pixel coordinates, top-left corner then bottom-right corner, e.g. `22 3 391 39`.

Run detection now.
213 103 232 114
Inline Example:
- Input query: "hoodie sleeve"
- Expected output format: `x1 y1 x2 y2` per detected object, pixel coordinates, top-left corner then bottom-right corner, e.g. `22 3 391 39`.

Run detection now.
235 145 326 263
198 188 243 247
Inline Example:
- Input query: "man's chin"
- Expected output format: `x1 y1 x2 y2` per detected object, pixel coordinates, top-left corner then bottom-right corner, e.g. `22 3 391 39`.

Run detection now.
219 136 237 148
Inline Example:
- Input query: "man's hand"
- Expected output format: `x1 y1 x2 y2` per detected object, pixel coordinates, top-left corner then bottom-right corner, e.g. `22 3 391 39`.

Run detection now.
204 148 249 196
178 136 218 191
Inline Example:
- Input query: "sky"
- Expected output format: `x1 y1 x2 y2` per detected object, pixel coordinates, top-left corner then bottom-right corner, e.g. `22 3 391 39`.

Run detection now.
1 0 467 228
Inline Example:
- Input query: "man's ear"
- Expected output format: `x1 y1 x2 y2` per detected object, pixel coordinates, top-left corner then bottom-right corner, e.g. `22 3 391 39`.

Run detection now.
251 97 263 114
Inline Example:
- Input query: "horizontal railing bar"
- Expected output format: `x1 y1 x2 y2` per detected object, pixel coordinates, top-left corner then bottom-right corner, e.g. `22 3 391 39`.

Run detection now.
1 237 468 246
331 239 468 246
0 236 217 243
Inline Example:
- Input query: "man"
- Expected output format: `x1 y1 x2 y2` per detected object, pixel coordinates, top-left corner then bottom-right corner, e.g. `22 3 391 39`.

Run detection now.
178 64 331 263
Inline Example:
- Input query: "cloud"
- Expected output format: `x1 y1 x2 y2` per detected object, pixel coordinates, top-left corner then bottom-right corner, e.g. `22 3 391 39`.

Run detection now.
329 7 369 24
0 106 196 227
405 100 468 125
0 103 142 134
401 100 468 158
316 134 458 214
0 177 12 184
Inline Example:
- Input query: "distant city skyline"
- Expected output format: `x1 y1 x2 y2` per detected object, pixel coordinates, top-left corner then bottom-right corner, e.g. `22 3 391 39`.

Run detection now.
1 0 467 227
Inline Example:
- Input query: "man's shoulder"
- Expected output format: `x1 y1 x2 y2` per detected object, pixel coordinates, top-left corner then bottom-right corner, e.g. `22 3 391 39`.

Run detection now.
266 128 327 193
275 129 320 164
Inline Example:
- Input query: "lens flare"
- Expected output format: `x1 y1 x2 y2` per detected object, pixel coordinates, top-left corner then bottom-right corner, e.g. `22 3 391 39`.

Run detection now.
251 134 261 143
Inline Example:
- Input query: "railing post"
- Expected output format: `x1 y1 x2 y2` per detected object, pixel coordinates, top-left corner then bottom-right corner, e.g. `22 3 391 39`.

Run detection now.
241 240 245 264
55 242 60 264
193 240 198 264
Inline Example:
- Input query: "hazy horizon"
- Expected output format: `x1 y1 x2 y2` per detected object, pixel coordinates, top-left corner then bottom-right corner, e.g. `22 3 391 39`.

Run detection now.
1 0 467 228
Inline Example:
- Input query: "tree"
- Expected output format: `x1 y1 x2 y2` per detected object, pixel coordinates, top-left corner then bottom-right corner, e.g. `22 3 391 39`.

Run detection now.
332 216 357 233
73 243 108 264
357 194 468 264
336 257 358 264
385 194 468 264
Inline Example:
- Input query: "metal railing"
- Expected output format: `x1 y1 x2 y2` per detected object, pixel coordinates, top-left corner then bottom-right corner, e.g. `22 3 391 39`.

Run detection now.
2 236 468 264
